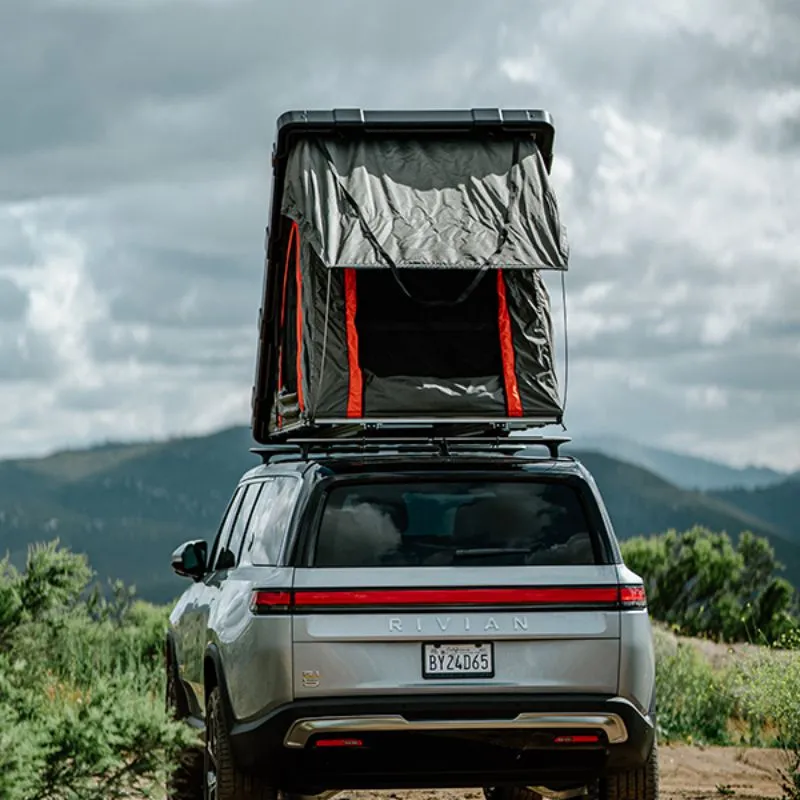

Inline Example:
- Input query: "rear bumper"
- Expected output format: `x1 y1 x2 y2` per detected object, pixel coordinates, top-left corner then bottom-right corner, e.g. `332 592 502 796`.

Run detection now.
229 693 655 791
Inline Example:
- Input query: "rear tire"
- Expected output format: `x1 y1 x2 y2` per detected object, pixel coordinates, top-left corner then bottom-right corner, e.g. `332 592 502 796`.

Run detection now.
205 686 278 800
166 667 203 800
600 742 659 800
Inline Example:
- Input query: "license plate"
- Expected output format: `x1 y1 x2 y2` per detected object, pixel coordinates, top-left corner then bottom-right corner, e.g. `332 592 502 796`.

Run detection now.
422 642 494 679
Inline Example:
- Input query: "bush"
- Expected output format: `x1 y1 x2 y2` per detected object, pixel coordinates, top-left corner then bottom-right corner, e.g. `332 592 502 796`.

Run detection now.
0 540 196 800
734 630 800 797
622 527 798 644
652 628 736 745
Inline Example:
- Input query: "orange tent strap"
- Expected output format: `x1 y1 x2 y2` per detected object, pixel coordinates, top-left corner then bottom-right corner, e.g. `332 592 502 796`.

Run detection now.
344 268 363 418
496 269 523 417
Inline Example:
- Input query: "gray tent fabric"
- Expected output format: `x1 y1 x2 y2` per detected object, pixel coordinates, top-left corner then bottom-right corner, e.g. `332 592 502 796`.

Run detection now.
503 269 560 413
281 135 569 271
266 132 568 436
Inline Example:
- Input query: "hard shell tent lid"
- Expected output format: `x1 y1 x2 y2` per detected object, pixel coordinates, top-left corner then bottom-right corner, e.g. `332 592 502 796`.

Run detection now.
281 135 568 270
252 109 569 443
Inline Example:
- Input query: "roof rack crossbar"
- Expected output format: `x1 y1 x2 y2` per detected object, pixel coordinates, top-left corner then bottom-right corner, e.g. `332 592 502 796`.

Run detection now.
250 435 571 464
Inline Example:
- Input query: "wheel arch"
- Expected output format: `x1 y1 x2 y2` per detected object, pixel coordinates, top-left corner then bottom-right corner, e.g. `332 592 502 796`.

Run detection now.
165 631 194 720
204 644 237 728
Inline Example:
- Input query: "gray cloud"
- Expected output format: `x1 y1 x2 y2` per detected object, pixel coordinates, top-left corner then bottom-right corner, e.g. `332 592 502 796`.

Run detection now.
0 0 798 469
0 279 28 320
87 323 253 375
86 248 256 328
0 325 57 380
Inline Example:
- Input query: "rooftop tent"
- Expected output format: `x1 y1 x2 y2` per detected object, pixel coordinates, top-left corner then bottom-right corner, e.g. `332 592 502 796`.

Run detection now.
252 109 570 443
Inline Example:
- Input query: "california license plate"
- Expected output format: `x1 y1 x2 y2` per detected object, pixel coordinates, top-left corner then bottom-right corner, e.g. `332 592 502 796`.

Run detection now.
422 642 494 679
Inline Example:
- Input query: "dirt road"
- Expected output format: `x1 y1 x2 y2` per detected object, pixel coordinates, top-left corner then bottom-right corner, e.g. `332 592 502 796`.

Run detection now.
658 746 786 799
345 746 788 800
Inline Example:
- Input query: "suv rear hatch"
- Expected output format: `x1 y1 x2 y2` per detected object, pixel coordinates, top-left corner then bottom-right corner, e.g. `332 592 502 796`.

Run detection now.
274 471 623 698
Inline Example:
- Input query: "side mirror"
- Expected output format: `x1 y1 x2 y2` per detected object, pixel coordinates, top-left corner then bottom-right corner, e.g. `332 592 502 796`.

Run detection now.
171 540 208 581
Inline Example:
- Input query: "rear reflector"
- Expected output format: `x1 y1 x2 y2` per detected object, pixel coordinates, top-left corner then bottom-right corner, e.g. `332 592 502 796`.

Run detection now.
251 585 647 613
554 735 601 744
314 738 363 748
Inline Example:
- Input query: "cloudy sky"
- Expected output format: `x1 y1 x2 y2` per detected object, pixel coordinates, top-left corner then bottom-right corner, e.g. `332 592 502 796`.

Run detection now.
1 0 798 470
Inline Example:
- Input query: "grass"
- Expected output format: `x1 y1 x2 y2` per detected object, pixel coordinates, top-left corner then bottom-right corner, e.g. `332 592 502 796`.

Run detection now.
654 627 737 745
654 625 800 757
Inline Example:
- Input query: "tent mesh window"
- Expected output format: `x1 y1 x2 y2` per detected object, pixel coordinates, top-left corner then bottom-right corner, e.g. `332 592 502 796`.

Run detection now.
353 269 502 380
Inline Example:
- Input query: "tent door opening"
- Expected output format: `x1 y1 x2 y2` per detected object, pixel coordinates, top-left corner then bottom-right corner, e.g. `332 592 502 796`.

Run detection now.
353 268 502 380
337 267 523 419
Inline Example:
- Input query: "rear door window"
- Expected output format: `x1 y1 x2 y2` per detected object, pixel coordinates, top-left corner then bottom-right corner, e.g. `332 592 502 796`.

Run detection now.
216 482 261 569
313 480 598 567
208 486 244 571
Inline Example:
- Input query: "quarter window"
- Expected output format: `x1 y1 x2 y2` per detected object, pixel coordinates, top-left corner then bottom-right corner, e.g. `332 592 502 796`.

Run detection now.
241 476 301 566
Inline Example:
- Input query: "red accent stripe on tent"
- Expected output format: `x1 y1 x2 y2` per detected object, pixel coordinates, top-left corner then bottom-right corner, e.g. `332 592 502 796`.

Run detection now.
344 268 363 418
291 586 620 608
293 222 305 412
276 223 297 428
496 269 523 417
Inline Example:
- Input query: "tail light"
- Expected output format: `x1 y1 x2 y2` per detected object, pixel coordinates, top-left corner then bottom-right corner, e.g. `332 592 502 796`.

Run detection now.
619 584 647 609
250 591 292 613
250 585 647 613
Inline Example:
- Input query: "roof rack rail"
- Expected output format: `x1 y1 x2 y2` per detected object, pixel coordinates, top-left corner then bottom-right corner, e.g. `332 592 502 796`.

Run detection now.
250 434 572 464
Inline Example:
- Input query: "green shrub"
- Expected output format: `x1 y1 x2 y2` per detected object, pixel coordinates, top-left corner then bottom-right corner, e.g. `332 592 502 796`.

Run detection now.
622 527 799 644
0 540 196 800
732 631 800 798
653 629 736 745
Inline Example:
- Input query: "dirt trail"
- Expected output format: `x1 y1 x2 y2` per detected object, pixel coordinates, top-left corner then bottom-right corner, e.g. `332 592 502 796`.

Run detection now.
658 746 786 799
345 746 788 800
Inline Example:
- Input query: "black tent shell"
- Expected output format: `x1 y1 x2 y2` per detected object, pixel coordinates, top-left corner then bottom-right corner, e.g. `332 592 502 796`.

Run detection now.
251 108 569 443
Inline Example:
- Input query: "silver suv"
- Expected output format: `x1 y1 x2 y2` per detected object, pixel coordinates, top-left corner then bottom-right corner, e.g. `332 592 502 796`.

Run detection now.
165 437 658 800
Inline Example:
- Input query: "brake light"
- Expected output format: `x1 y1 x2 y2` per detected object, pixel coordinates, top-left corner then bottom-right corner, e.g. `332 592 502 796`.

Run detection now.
619 584 647 609
250 590 292 613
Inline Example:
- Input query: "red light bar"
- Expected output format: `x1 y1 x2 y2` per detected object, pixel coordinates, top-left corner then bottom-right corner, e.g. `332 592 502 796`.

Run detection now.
250 586 646 613
554 734 600 744
292 587 620 608
314 738 364 748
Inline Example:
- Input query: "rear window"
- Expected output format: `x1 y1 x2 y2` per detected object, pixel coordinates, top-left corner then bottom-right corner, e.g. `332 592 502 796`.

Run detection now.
313 480 599 567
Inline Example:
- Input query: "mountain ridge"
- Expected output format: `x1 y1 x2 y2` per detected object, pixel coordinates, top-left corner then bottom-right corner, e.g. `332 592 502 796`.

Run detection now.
565 434 786 491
